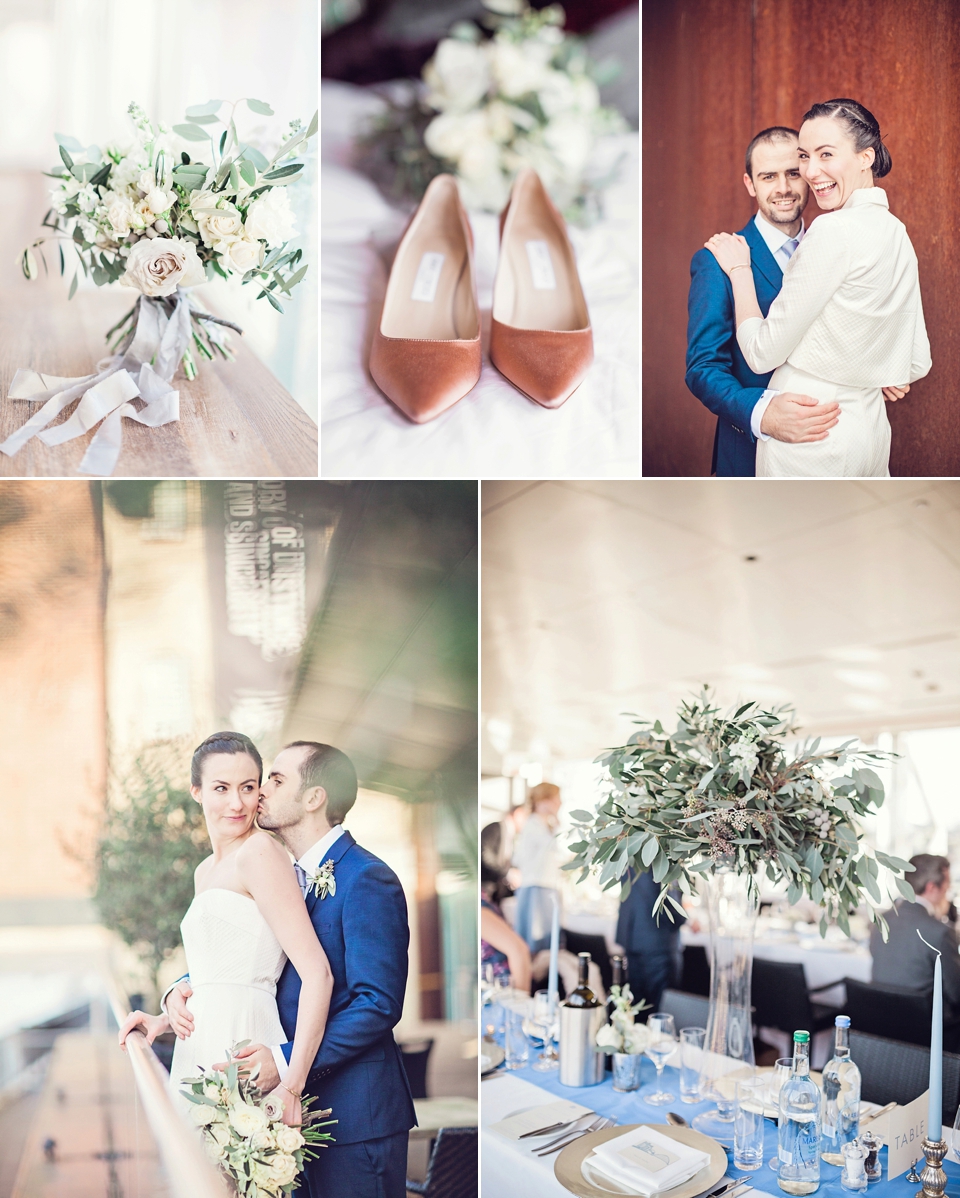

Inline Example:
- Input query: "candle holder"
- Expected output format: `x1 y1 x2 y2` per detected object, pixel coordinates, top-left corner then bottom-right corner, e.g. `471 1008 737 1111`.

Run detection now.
914 1138 948 1198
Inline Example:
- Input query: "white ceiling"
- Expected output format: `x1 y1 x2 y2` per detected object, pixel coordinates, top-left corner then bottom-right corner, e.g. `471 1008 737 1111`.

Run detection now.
481 480 960 768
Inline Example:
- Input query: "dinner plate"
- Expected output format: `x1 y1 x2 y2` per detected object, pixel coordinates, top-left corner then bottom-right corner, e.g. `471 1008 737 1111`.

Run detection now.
480 1040 505 1075
555 1122 727 1198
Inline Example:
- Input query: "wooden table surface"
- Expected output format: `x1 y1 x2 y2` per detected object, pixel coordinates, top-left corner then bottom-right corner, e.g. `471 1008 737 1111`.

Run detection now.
0 172 317 478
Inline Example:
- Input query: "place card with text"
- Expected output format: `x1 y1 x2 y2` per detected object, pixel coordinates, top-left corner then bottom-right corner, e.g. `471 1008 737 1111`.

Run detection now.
883 1089 929 1179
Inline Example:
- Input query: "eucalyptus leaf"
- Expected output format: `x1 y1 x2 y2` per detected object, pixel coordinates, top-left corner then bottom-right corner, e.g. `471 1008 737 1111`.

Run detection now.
239 159 256 186
173 123 211 142
55 134 84 152
68 273 78 300
261 289 283 312
263 163 303 181
59 145 74 170
187 113 221 125
246 98 274 115
186 100 223 117
239 144 269 171
305 110 318 140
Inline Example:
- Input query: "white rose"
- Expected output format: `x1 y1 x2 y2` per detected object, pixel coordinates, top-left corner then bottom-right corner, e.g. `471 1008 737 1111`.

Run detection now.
275 1125 305 1153
112 157 144 189
269 1154 299 1187
228 1100 269 1139
542 113 593 178
210 1123 232 1147
252 1129 276 1151
251 1161 277 1188
121 236 206 296
423 38 490 112
204 1138 227 1163
625 1023 649 1054
243 188 296 248
145 188 174 215
262 1094 285 1121
106 192 137 237
459 134 501 182
195 201 244 249
595 1023 621 1052
138 168 157 194
222 236 261 275
489 37 553 98
191 1102 219 1126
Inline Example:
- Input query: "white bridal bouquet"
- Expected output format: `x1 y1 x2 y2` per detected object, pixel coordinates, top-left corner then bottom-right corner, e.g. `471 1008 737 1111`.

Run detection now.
181 1042 335 1198
360 0 624 218
1 98 316 475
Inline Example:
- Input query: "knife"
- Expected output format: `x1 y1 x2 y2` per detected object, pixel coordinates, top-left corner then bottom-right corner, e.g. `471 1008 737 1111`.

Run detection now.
518 1111 594 1140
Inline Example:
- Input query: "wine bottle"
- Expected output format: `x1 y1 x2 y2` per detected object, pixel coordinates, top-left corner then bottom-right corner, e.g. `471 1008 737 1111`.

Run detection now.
559 952 604 1087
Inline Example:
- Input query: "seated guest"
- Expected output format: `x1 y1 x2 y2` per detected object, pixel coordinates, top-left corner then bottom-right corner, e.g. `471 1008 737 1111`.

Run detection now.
616 870 686 1011
481 862 531 992
870 853 960 1027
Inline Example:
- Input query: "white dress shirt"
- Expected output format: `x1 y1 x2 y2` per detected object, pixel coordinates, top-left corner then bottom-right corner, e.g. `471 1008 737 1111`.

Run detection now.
512 813 559 889
738 188 931 387
750 212 806 440
270 823 346 1082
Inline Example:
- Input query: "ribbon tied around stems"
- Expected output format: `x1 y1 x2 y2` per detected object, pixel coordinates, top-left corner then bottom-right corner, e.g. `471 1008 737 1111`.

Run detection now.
0 288 234 476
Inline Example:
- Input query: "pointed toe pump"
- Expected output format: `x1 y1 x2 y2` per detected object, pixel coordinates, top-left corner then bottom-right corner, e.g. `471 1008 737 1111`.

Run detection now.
490 168 593 408
369 174 482 423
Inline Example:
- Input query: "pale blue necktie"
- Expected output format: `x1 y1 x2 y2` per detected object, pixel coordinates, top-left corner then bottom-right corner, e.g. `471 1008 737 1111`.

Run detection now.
781 237 799 263
294 862 309 896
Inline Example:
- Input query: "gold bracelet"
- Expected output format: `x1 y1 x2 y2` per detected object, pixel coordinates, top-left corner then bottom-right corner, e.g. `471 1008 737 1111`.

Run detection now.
278 1083 303 1099
728 264 751 273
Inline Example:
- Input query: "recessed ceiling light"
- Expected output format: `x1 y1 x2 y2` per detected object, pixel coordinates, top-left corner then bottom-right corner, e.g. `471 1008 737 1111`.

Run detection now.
743 555 758 562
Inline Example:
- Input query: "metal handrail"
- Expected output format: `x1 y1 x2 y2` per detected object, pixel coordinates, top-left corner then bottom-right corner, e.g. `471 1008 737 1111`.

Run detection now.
106 978 232 1198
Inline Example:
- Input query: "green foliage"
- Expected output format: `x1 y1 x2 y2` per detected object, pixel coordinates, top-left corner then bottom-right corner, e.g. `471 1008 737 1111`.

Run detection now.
566 688 914 941
94 750 209 998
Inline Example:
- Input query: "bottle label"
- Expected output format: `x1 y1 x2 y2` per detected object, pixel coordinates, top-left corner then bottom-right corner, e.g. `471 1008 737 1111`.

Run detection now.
410 252 445 303
525 240 557 291
779 1148 793 1165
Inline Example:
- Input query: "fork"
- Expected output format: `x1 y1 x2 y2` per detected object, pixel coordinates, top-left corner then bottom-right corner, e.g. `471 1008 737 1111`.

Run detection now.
536 1115 615 1156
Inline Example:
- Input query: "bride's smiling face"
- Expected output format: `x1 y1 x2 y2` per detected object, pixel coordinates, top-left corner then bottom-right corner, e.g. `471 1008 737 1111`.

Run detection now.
798 116 875 210
191 752 261 836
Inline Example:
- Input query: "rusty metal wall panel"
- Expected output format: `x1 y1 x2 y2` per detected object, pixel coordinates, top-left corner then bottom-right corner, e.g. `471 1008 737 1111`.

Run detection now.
643 0 960 477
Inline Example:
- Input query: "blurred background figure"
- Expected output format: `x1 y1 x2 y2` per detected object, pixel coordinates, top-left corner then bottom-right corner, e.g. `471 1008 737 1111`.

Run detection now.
512 782 562 956
480 867 531 994
616 871 685 1012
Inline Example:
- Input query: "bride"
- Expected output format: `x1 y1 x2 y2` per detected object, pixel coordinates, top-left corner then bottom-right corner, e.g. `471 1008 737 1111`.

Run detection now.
119 731 333 1127
705 97 931 477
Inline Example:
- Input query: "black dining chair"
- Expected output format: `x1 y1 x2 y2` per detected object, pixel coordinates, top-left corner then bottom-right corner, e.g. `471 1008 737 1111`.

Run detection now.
561 929 613 995
659 988 711 1032
398 1038 434 1099
751 958 839 1037
843 978 932 1047
850 1030 960 1126
680 944 711 997
406 1126 478 1198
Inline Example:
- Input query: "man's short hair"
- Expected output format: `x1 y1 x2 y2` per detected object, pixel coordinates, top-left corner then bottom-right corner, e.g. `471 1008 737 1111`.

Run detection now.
285 741 358 826
908 853 950 896
745 126 800 178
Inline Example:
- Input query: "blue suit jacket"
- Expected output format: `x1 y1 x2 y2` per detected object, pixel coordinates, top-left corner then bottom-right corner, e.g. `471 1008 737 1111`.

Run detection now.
685 218 784 477
277 829 416 1148
616 871 686 958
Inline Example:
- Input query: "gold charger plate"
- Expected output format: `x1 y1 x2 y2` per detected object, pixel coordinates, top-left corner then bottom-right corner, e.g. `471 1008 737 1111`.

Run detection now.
480 1039 505 1075
554 1122 727 1198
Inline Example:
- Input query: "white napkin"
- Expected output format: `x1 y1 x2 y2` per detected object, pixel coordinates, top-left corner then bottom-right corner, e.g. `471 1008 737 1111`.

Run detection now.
588 1127 710 1196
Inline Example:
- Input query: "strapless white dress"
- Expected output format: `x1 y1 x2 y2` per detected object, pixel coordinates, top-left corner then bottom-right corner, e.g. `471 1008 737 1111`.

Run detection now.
169 889 287 1116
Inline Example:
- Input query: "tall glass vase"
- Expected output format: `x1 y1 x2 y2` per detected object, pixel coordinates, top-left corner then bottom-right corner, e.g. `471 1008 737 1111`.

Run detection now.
691 868 759 1145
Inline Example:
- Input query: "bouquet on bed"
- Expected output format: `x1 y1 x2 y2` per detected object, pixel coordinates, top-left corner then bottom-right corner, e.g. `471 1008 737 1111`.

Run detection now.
181 1042 335 1197
3 99 316 475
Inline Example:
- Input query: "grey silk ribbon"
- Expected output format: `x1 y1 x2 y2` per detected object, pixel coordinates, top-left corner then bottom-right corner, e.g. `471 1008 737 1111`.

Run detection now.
0 288 193 475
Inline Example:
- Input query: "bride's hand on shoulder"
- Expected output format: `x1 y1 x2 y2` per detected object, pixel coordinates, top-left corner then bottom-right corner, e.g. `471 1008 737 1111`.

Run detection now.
118 1009 169 1050
705 232 751 276
882 383 910 401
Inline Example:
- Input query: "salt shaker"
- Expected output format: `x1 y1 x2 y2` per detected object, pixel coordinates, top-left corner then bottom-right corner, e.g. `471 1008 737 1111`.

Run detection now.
841 1141 868 1191
859 1131 883 1182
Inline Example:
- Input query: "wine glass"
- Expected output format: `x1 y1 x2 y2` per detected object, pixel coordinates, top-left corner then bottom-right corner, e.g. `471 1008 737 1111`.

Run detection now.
524 989 559 1071
768 1057 792 1170
644 1012 677 1105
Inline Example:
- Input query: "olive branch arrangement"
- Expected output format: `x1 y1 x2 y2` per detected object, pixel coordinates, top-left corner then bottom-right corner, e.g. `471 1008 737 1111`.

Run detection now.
565 688 915 940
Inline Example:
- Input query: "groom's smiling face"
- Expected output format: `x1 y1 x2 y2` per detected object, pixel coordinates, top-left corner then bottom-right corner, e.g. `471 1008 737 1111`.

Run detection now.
743 139 808 228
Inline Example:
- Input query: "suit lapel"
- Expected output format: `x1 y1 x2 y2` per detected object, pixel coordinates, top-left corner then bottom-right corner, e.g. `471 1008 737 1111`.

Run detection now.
741 218 782 293
304 829 355 918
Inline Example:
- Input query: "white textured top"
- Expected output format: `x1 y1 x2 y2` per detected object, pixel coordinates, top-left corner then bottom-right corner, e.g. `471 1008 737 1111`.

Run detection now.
180 888 287 992
512 812 559 888
737 188 931 387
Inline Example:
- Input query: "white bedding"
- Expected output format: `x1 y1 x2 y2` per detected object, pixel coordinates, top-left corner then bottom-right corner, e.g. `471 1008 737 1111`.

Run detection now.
320 80 639 479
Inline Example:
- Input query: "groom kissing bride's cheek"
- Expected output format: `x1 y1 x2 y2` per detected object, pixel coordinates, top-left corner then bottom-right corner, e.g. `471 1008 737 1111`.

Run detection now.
686 99 930 478
119 732 416 1198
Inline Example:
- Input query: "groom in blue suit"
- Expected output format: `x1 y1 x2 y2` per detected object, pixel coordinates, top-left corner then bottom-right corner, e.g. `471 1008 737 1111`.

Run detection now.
171 741 416 1198
685 126 839 475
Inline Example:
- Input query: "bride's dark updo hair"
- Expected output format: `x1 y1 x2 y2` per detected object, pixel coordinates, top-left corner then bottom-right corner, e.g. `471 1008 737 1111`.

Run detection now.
191 731 263 787
802 98 892 177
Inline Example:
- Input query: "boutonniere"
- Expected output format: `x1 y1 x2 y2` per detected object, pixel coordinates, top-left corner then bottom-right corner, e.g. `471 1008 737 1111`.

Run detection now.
305 859 336 900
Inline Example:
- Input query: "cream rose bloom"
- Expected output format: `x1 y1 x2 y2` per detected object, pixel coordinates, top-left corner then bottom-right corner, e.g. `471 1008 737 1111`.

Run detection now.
269 1154 299 1187
275 1125 305 1153
228 1100 269 1139
106 192 137 237
190 1102 219 1126
423 38 490 112
210 1123 233 1147
195 201 245 249
112 157 145 189
121 236 206 296
145 188 175 215
244 188 296 248
222 236 261 275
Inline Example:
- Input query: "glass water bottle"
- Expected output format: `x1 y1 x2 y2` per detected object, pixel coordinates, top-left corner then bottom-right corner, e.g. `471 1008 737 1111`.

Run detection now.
777 1030 821 1195
821 1015 861 1165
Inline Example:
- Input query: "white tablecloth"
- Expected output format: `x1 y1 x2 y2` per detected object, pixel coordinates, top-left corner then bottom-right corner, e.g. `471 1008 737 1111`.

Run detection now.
481 1073 578 1198
320 80 639 479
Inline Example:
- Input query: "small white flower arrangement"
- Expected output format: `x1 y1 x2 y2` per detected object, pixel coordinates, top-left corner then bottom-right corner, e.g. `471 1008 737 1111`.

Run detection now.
23 97 316 376
180 1040 335 1197
305 860 336 901
360 0 625 220
595 983 650 1055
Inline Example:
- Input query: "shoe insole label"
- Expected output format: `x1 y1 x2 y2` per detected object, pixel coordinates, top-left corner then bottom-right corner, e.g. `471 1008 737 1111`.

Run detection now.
525 240 557 290
410 252 445 302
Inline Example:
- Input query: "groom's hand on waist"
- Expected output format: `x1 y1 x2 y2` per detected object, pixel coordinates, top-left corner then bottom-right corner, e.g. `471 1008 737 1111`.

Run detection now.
166 982 194 1039
213 1043 281 1092
761 392 841 443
